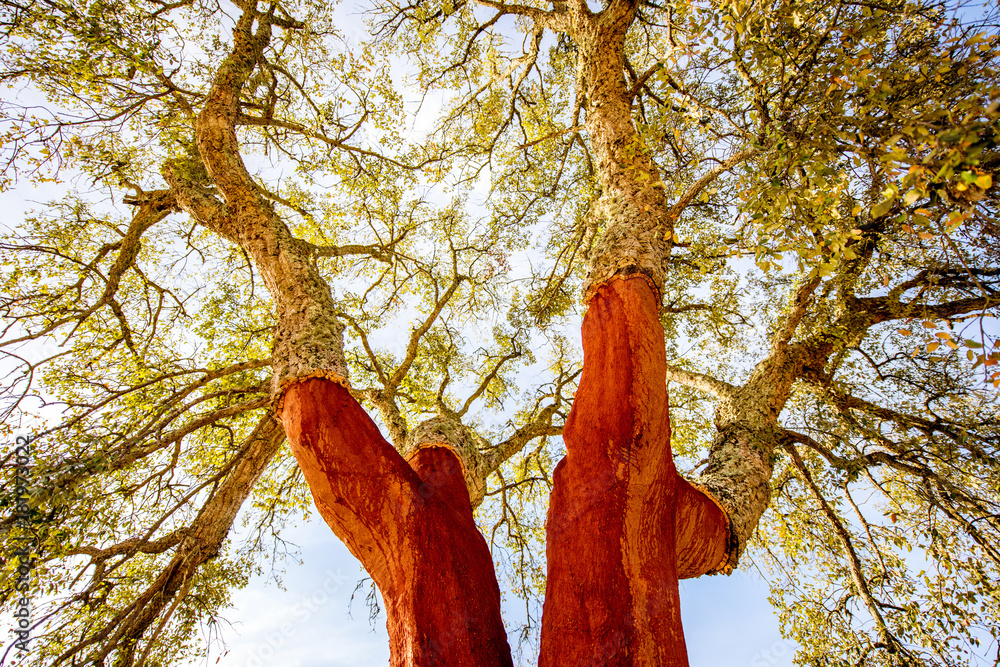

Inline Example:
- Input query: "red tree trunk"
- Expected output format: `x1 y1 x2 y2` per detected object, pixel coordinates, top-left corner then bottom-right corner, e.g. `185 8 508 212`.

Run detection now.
281 379 513 667
279 278 728 666
539 276 728 666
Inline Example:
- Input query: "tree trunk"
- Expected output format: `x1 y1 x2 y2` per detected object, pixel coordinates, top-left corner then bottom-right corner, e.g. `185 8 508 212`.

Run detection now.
192 8 731 665
281 379 513 667
539 277 728 667
576 14 673 299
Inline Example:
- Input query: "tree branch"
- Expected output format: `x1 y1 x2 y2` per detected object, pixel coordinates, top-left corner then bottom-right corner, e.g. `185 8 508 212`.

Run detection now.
663 364 737 400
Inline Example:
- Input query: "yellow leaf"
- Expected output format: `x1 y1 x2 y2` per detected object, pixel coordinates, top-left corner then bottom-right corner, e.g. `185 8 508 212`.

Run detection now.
927 342 940 352
918 231 934 240
871 199 894 218
936 332 952 339
898 329 912 336
922 321 937 328
975 173 992 189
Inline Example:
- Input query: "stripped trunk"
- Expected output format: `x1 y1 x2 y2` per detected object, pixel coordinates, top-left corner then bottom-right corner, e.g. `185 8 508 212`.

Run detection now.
539 278 729 667
281 380 512 666
173 7 515 665
182 5 738 666
536 3 732 664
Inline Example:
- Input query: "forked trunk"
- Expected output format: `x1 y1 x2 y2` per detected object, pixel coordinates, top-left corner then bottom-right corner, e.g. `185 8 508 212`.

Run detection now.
281 379 513 666
204 8 732 665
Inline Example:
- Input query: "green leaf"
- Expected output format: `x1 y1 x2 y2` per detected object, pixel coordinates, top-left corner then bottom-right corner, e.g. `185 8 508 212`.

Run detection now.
870 199 894 218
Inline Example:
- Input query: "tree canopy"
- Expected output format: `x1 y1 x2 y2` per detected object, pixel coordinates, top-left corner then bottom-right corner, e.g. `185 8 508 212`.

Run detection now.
1 0 998 665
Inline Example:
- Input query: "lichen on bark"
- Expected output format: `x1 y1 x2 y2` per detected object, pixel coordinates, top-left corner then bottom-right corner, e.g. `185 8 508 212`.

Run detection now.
582 193 670 302
572 8 674 302
693 423 777 574
403 414 490 508
168 5 350 401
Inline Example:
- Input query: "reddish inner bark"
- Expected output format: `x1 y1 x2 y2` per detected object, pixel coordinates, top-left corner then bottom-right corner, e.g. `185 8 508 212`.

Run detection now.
278 277 728 666
539 276 728 666
281 379 512 667
675 482 730 579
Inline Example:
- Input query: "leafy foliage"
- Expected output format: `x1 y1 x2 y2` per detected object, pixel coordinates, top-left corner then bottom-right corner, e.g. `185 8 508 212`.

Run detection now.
0 0 998 665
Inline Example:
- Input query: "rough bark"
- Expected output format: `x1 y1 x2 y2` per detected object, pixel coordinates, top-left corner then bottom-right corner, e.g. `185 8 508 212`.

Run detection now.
281 379 513 667
176 6 744 664
575 6 673 300
684 262 1000 571
533 8 743 661
691 333 838 572
685 276 825 571
539 277 728 667
403 415 491 509
179 7 348 398
164 11 515 663
693 420 779 574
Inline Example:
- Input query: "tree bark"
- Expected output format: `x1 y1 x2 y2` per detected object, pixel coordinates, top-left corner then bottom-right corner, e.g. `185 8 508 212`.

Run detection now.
185 6 349 397
182 9 513 663
575 8 673 298
281 379 513 667
187 6 732 665
539 277 728 667
532 12 733 661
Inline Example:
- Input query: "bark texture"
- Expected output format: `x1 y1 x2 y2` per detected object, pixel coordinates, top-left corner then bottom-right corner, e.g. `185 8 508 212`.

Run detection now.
690 277 835 571
686 338 828 572
173 8 348 398
281 379 513 667
539 277 728 667
177 7 736 665
403 415 491 509
573 6 673 300
674 480 731 579
693 420 778 574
